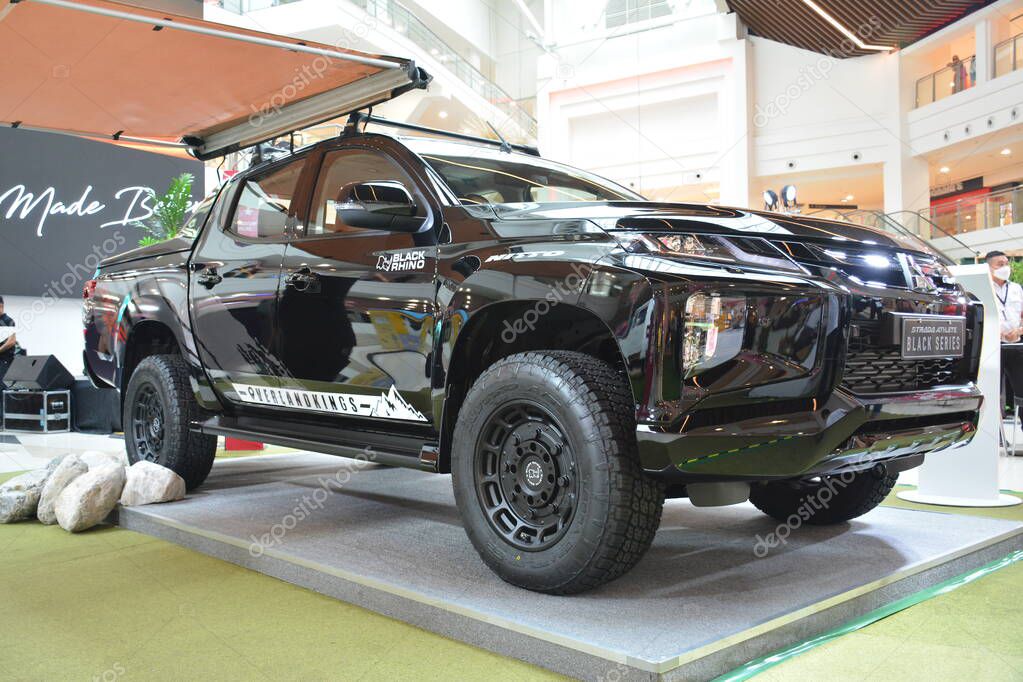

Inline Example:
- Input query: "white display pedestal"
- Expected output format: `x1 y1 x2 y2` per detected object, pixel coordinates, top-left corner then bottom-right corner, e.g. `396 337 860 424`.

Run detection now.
897 264 1020 507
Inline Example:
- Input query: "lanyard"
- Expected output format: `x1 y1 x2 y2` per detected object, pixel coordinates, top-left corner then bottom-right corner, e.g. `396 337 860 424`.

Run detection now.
997 284 1010 320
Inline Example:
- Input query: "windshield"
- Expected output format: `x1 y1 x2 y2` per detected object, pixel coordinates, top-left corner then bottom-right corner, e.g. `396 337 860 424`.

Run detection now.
413 141 644 207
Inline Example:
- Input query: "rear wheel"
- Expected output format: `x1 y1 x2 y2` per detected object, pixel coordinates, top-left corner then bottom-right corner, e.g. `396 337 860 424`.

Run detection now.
749 467 897 525
124 354 216 490
451 351 664 594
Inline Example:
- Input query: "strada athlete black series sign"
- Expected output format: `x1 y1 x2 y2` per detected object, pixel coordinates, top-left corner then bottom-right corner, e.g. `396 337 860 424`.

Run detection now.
901 317 966 359
0 127 201 297
83 115 983 595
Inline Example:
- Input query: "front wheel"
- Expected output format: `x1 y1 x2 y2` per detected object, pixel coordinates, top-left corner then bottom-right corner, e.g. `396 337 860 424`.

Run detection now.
451 351 664 594
749 467 897 525
123 354 217 490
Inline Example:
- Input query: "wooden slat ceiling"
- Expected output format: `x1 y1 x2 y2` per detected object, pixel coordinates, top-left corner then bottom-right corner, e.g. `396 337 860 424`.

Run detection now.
727 0 998 57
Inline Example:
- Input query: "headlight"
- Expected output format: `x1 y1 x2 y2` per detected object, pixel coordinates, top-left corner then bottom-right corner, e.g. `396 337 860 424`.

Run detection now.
627 233 805 273
680 292 826 390
682 293 747 378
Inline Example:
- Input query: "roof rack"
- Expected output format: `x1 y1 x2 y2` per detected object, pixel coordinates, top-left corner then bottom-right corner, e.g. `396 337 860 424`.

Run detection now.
345 112 540 156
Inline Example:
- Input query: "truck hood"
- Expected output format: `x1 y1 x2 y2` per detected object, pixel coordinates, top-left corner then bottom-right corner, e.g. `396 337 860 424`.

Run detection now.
490 202 934 256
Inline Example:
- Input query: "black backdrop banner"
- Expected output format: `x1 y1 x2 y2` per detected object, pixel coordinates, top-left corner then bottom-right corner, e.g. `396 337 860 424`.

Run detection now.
0 127 202 297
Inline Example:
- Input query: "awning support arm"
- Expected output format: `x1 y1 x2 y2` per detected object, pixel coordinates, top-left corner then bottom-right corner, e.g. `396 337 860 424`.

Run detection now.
14 0 404 70
1 120 196 149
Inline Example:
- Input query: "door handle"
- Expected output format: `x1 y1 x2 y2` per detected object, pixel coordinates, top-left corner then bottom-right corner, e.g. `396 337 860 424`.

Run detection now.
285 268 319 293
196 269 222 289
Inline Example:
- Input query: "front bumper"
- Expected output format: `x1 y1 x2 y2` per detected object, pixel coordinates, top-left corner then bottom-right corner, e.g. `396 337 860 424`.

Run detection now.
638 385 982 481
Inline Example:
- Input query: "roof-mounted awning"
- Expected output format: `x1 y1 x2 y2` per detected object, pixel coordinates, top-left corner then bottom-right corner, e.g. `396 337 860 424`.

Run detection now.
0 0 430 159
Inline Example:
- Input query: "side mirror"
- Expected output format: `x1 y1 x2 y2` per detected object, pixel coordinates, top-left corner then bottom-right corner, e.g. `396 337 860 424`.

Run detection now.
335 180 427 233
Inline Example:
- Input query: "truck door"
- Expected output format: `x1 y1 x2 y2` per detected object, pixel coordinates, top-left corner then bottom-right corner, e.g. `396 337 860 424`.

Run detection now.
189 153 311 407
272 145 438 430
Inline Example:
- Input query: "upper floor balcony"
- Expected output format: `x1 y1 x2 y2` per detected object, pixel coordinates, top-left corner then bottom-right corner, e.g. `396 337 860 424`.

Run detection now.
915 55 976 108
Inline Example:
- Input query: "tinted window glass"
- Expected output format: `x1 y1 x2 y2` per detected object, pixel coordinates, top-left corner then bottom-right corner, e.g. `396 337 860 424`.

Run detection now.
230 159 304 239
180 194 215 240
307 149 422 236
419 151 641 206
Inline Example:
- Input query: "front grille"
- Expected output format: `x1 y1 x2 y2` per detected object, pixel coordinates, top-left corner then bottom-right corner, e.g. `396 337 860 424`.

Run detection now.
842 331 963 394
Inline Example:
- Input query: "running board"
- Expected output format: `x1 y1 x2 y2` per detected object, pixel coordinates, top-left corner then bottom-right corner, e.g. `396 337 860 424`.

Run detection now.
194 417 441 473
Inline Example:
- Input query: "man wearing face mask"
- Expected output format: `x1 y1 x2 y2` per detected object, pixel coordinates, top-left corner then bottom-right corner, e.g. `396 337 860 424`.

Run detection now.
989 251 1023 430
988 251 1023 341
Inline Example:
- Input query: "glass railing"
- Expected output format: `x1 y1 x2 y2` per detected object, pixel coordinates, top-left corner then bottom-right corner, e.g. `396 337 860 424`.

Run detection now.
915 55 976 108
213 0 537 141
914 184 1023 236
994 33 1023 78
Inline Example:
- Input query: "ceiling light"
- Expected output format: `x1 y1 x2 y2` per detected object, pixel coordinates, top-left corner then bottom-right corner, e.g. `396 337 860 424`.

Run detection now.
844 194 854 202
800 0 894 51
438 110 448 119
1001 148 1012 156
939 166 950 173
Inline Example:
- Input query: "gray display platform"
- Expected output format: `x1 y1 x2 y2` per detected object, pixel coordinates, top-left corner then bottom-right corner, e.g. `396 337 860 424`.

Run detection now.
114 453 1023 681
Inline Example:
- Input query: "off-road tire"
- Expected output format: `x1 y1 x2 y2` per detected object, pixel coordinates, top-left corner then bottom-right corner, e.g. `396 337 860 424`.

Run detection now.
749 468 898 525
123 354 217 490
451 350 664 594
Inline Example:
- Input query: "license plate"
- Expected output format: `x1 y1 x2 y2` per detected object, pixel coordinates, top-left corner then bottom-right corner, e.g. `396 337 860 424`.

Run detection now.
901 317 965 359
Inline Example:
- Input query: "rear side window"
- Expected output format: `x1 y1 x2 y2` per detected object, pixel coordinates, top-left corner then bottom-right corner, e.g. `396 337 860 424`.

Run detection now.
230 159 304 239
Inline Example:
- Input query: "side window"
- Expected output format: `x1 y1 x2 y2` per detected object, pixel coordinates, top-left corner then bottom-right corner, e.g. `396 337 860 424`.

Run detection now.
230 159 304 239
307 149 423 237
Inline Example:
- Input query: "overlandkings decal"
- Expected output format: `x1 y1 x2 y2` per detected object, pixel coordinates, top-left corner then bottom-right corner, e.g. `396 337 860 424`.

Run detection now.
231 383 429 422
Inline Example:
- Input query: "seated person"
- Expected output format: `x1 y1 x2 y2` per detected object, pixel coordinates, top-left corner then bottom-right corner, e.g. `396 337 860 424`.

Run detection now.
0 296 19 388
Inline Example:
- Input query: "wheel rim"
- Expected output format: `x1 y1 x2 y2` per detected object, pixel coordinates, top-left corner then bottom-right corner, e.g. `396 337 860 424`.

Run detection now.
131 384 165 462
473 401 577 551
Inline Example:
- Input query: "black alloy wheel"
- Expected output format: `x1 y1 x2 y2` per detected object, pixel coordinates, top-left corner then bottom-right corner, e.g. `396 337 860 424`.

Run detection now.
452 350 665 594
123 354 217 490
131 383 166 462
474 401 577 551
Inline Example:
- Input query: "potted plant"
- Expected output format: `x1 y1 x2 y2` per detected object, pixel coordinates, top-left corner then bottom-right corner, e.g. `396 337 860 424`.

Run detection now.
131 172 194 246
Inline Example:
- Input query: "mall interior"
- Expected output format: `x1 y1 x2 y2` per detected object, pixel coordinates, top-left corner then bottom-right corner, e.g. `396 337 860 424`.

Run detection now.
2 0 1023 680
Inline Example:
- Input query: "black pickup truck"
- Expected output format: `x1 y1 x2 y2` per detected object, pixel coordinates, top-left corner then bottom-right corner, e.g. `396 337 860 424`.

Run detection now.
83 116 982 594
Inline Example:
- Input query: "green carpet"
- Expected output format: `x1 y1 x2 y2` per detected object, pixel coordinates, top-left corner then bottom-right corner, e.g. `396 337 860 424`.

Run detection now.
1 467 1020 681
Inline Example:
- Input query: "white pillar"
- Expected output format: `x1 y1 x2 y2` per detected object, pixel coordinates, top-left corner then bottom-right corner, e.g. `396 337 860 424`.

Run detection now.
718 17 753 208
883 51 930 219
883 153 930 214
975 17 992 84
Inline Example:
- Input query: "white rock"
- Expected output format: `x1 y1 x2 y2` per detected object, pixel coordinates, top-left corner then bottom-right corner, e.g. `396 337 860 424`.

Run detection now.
120 461 186 507
37 454 89 525
54 464 127 532
79 450 126 469
0 467 53 523
0 468 50 495
0 491 38 523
